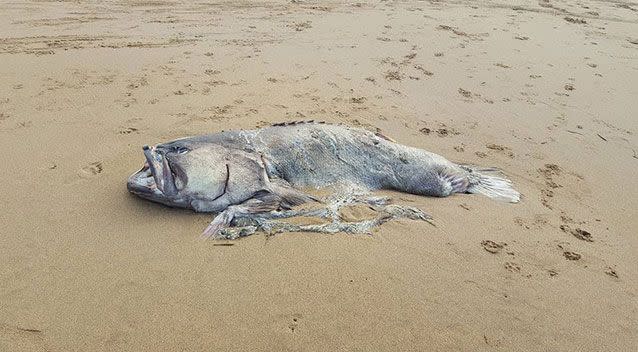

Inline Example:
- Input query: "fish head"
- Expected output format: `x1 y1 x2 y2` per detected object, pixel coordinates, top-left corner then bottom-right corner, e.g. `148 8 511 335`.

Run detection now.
127 142 230 209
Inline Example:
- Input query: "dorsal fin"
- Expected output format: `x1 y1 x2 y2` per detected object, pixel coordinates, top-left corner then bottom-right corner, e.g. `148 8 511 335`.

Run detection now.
268 120 396 143
270 120 328 127
375 130 396 142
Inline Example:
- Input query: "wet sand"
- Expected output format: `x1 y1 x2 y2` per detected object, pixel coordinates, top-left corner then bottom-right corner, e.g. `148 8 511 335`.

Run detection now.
1 1 637 351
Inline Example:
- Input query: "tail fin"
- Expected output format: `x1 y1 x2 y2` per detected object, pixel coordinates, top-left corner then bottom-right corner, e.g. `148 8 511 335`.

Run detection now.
459 165 520 203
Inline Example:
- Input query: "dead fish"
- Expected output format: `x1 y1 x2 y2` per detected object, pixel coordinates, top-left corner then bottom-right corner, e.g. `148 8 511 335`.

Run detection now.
128 122 519 238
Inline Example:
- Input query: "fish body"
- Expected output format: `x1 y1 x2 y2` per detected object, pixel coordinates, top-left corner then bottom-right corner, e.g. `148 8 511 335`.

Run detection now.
128 122 520 237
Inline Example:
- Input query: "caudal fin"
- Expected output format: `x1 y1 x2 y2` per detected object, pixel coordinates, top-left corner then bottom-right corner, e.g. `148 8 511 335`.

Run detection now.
460 165 520 203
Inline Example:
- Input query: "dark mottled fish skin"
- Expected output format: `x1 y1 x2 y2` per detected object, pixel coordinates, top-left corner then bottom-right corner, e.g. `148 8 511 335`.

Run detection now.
128 122 519 238
155 122 480 198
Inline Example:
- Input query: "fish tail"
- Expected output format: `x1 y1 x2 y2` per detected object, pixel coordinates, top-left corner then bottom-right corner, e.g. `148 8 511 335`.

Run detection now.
457 165 521 203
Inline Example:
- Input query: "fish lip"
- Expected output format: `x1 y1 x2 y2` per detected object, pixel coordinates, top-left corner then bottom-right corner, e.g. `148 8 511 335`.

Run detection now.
141 145 178 197
127 163 158 196
143 145 163 191
128 146 190 209
127 162 189 208
165 156 187 190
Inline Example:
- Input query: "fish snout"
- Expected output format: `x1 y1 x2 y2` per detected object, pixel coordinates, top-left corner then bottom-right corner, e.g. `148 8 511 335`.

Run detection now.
141 145 178 197
127 163 156 195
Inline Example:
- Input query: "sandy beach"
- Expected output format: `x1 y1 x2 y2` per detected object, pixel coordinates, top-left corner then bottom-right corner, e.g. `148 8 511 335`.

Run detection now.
1 0 637 350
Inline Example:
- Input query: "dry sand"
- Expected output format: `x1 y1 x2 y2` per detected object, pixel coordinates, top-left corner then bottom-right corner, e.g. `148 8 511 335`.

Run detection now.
1 0 637 351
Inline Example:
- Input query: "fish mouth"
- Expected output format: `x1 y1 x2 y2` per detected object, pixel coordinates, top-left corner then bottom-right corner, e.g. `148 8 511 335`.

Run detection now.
127 163 159 196
127 145 179 200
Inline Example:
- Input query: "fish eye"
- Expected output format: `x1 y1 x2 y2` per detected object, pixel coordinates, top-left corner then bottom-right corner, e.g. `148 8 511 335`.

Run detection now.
171 146 189 155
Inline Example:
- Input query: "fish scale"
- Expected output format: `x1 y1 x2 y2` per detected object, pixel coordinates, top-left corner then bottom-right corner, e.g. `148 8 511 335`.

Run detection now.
128 123 520 238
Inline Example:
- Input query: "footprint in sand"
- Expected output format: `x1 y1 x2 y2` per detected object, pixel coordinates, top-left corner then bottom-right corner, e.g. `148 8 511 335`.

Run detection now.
538 163 561 183
384 70 402 81
486 143 514 158
420 124 461 137
458 88 472 98
504 262 521 272
604 267 619 279
564 17 586 24
513 215 549 230
458 88 494 104
537 163 562 209
118 127 139 134
126 76 148 89
413 64 434 77
287 314 302 333
556 242 580 261
17 121 32 129
481 240 506 254
563 251 581 261
560 225 593 242
80 162 103 177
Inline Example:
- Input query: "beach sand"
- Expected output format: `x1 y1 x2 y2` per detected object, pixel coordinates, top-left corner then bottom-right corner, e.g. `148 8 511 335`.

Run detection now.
1 1 637 351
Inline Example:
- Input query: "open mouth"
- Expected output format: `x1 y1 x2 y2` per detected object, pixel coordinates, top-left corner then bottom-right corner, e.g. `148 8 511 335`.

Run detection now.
127 162 160 195
127 146 178 197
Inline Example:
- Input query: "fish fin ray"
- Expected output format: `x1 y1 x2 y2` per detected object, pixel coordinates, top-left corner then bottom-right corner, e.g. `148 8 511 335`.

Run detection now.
201 207 237 239
439 168 470 194
268 181 318 208
201 195 284 239
459 165 520 203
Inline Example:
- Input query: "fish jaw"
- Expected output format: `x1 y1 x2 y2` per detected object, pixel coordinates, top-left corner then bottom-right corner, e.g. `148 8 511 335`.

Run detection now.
161 154 178 196
143 145 165 191
127 163 164 199
127 146 187 208
141 145 179 197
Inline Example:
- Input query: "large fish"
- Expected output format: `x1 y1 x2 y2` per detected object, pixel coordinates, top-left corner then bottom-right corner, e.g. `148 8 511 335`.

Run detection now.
128 121 520 238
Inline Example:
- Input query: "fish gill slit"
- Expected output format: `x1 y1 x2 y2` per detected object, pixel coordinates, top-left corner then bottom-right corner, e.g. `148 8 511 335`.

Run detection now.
211 164 230 202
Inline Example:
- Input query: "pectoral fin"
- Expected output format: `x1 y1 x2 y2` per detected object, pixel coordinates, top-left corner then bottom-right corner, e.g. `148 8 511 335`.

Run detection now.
268 181 318 209
200 180 318 239
201 207 237 239
200 193 289 239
